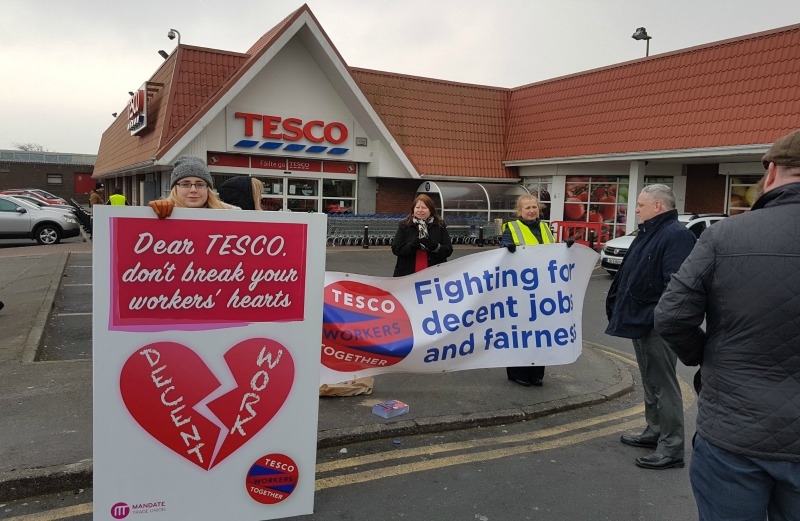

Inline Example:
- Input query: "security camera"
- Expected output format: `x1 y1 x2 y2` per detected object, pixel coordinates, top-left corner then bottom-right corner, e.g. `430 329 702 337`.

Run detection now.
167 30 177 40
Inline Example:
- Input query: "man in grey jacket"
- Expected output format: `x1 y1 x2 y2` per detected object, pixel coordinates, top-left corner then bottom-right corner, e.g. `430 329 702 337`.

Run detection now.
655 129 800 521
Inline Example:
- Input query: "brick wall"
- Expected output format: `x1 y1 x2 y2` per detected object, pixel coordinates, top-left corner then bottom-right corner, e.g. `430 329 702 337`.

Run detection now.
0 162 95 204
375 178 421 215
685 164 726 214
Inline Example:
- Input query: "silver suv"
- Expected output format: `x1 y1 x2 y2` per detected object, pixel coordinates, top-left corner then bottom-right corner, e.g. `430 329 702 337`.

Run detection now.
600 213 727 275
0 194 81 244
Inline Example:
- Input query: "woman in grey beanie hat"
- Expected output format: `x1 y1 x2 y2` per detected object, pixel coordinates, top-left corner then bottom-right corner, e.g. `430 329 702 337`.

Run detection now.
149 155 238 218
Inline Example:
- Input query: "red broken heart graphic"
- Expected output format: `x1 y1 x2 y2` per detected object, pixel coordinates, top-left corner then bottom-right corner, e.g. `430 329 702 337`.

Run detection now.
120 338 294 470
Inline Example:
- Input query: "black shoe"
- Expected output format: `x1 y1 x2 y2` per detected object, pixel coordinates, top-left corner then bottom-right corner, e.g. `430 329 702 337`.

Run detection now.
530 378 543 387
635 453 684 470
0 301 4 311
620 434 658 449
511 378 532 387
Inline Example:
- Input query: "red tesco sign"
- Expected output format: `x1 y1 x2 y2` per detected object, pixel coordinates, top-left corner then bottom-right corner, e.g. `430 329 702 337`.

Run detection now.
234 112 348 144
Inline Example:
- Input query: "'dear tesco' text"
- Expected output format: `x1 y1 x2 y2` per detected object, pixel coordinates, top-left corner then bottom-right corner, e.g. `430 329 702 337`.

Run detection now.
133 232 287 256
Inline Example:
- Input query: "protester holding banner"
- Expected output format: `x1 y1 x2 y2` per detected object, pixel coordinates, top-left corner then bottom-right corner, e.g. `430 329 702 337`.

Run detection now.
391 194 453 276
149 156 238 218
500 193 565 387
218 176 265 211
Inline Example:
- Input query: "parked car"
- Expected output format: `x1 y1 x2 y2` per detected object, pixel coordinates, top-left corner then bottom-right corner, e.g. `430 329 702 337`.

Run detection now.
600 213 727 275
0 194 81 245
0 189 67 205
6 194 77 214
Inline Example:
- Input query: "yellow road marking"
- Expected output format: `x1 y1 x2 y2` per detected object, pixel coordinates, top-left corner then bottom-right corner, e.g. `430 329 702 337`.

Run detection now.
2 502 93 521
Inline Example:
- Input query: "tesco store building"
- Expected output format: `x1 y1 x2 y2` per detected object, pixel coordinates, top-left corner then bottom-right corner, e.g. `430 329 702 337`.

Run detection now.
94 6 799 240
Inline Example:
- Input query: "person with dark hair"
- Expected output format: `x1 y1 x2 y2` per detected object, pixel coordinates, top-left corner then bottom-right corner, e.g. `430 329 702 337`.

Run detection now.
606 183 696 470
391 194 453 277
655 129 800 519
218 176 264 211
149 156 237 218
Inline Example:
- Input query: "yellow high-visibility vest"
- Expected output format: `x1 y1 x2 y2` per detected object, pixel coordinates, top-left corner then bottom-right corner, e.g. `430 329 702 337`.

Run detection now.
109 193 127 206
503 220 554 245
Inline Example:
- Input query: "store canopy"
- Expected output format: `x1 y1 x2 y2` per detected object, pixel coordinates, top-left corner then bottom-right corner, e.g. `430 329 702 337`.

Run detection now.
417 181 529 223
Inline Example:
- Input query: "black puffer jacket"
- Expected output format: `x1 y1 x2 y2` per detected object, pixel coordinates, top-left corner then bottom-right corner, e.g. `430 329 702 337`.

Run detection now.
655 182 800 462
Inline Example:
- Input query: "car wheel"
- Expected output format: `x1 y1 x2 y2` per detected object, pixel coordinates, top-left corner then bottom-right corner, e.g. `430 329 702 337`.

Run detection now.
34 224 62 245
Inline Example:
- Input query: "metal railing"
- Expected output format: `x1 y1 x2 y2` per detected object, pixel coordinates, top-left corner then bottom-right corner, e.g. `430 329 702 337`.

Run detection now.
70 199 92 239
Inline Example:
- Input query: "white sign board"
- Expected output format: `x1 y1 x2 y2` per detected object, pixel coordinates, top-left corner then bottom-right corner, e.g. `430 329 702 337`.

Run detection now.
92 206 325 521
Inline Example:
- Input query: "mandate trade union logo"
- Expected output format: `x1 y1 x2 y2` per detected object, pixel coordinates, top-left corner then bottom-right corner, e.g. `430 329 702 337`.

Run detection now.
110 502 130 519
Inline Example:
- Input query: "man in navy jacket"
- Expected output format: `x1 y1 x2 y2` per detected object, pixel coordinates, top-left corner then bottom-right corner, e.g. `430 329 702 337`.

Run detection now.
605 184 696 470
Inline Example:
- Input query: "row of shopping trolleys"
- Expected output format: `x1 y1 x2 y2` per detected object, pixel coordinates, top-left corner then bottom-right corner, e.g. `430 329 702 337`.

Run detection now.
326 214 501 247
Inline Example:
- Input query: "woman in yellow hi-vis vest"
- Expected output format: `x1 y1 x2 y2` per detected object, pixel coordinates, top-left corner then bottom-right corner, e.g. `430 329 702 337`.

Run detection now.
500 194 572 386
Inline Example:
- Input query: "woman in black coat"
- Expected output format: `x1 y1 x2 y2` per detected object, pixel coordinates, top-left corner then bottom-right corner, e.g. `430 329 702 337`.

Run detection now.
391 194 453 277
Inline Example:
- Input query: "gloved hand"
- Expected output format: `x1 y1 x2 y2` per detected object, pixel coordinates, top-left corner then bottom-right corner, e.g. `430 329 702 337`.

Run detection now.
506 242 516 253
565 236 575 248
421 237 439 251
148 200 174 219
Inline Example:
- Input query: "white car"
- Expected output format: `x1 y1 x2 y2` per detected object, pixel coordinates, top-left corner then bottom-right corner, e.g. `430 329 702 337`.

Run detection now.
600 214 727 275
0 194 81 245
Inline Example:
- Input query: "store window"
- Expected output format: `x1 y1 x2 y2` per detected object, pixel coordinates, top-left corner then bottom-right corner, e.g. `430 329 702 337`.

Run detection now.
564 176 629 238
322 179 355 214
287 178 319 212
727 176 761 215
524 178 552 221
644 176 674 189
47 173 63 185
259 176 285 211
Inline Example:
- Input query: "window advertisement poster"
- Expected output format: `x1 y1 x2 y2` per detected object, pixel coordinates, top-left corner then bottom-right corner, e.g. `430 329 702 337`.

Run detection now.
320 245 598 384
92 206 326 521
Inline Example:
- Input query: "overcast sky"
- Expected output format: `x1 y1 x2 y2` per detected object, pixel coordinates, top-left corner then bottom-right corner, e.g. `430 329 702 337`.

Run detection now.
1 0 797 155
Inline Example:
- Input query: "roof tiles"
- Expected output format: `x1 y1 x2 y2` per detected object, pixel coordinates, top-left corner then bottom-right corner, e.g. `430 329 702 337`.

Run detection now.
95 6 800 179
506 25 800 161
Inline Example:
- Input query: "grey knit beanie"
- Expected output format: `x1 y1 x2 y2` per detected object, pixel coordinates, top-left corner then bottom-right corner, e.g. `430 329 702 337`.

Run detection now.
170 156 213 188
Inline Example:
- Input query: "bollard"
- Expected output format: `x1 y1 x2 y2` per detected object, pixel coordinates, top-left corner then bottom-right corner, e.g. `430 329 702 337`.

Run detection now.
478 226 484 247
363 226 369 249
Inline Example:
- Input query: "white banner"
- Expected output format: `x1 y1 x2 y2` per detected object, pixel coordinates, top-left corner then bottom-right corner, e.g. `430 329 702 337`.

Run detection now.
92 206 326 521
320 244 598 384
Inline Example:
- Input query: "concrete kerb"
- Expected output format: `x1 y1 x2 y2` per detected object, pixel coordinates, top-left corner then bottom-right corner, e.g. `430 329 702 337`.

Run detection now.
21 252 69 364
0 460 92 503
318 348 635 448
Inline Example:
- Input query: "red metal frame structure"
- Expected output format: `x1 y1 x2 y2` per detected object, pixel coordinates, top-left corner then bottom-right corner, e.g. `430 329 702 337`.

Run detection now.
551 221 611 251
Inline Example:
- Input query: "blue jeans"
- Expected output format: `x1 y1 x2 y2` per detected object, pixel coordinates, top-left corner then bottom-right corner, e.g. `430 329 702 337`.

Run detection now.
692 434 800 521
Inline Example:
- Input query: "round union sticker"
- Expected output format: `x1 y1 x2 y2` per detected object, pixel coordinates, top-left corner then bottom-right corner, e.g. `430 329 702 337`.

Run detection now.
321 280 413 372
246 453 299 505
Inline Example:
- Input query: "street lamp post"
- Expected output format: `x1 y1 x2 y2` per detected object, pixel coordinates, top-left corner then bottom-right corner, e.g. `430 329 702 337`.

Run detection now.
632 27 652 57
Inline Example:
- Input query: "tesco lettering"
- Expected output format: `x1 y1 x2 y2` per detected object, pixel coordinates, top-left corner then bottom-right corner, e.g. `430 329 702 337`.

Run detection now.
329 289 395 313
262 458 295 472
234 112 348 144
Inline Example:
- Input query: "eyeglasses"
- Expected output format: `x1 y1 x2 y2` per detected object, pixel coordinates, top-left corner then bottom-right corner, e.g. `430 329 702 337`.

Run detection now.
176 181 208 190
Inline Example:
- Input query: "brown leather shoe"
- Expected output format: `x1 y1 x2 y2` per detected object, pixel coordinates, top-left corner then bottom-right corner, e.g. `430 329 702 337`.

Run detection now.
620 434 658 448
635 453 685 470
